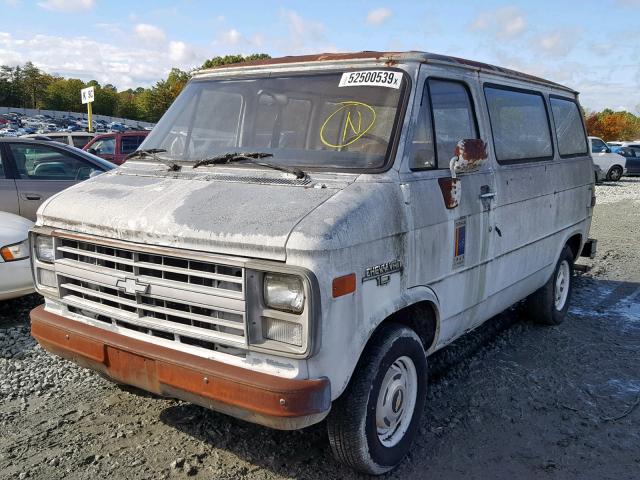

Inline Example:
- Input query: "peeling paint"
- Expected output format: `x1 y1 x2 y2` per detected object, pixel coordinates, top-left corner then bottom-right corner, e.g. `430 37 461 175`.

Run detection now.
452 139 488 175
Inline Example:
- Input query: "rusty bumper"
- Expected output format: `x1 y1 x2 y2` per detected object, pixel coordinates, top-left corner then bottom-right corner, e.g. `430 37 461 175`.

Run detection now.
30 305 331 430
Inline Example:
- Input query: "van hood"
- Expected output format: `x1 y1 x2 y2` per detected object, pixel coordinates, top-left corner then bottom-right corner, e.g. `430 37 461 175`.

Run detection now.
38 168 348 261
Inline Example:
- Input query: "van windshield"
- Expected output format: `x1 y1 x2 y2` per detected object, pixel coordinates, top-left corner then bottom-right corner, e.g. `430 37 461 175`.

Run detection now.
140 70 407 171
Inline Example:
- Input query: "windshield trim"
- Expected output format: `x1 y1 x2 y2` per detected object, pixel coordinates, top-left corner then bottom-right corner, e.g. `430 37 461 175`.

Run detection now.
148 67 412 175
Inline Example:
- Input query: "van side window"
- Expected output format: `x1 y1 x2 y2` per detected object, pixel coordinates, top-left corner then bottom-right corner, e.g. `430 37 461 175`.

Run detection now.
550 97 587 157
409 91 436 169
410 79 478 170
429 80 478 167
484 85 553 163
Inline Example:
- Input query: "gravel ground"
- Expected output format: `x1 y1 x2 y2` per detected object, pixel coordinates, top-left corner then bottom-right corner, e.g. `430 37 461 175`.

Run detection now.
1 178 639 480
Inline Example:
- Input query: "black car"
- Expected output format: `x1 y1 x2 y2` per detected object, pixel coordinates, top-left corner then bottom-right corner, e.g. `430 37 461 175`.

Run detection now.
614 147 640 176
0 138 116 220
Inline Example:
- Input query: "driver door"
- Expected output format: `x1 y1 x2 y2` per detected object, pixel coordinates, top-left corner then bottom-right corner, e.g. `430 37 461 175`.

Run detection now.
401 68 497 345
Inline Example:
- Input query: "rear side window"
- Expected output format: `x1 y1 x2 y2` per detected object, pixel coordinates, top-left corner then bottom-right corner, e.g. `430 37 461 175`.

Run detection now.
72 136 91 148
484 85 553 163
550 97 587 157
120 135 146 154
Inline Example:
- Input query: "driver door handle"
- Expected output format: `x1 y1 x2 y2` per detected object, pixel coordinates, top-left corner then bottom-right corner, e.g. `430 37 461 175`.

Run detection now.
21 193 42 201
479 191 496 199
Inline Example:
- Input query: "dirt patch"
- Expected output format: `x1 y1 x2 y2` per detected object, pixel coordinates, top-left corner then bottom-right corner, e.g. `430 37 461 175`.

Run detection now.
1 180 639 479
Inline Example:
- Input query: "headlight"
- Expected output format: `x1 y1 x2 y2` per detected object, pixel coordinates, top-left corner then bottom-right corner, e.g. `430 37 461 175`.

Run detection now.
0 239 29 262
263 273 305 313
35 235 54 263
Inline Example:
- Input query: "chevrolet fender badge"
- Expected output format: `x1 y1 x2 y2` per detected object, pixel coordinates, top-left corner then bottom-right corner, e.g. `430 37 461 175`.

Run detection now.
363 260 403 286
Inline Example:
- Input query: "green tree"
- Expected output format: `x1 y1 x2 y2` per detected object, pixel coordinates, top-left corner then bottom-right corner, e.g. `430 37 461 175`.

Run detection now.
200 53 270 69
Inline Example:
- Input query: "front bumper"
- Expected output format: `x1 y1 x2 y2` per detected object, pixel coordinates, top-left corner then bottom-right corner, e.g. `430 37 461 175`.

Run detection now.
30 306 331 430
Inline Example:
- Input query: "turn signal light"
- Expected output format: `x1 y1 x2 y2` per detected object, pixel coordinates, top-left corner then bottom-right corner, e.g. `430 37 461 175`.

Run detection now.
332 273 356 298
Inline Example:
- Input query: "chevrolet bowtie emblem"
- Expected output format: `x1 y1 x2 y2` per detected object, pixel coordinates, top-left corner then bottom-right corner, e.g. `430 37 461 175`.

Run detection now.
116 277 149 295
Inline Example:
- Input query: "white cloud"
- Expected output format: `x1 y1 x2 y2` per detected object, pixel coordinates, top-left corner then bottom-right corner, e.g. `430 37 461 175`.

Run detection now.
134 23 166 44
366 8 392 25
220 29 241 45
168 40 196 63
470 6 526 38
38 0 94 11
0 31 203 90
536 29 582 58
279 9 334 54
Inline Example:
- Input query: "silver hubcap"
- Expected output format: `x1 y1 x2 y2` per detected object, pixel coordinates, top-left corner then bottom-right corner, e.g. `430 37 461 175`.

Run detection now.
375 356 418 447
611 169 621 180
554 260 570 311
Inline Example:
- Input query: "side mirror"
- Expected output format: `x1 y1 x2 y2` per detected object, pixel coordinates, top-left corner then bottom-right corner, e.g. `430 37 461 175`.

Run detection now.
439 139 489 210
450 139 489 177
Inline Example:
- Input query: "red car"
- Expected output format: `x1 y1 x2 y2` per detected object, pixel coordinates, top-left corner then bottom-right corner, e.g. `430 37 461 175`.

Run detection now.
83 131 149 165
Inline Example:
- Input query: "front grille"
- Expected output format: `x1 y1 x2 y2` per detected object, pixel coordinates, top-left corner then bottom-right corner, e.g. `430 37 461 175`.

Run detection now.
54 237 247 356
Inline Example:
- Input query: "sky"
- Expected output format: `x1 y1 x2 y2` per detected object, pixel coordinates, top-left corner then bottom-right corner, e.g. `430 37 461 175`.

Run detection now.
0 0 639 113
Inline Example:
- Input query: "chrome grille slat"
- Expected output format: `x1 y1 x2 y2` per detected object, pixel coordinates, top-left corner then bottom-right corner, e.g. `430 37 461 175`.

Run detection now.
58 244 243 289
62 295 247 347
54 236 248 355
59 282 244 331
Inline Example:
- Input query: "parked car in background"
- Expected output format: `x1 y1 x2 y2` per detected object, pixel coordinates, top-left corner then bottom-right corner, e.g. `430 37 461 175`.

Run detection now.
83 131 149 164
0 138 116 220
609 141 640 149
613 147 640 176
593 163 605 183
22 131 96 149
0 211 34 301
588 136 626 181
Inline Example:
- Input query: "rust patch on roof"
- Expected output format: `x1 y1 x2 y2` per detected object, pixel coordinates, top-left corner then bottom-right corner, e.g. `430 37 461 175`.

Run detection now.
212 51 403 69
198 50 573 92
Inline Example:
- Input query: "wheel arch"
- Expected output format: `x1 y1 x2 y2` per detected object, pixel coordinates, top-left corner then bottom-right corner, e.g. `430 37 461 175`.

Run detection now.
332 287 440 400
364 286 441 356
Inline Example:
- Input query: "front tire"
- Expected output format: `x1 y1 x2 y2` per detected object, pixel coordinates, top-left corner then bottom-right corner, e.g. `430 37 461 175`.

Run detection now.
524 246 574 325
607 165 623 181
326 324 427 475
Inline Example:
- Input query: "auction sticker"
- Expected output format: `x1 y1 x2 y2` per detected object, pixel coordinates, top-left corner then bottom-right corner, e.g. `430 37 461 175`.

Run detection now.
339 70 402 89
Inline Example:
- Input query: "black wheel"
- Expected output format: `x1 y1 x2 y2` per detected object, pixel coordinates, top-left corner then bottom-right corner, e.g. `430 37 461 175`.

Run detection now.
607 166 623 181
524 246 574 325
326 323 427 475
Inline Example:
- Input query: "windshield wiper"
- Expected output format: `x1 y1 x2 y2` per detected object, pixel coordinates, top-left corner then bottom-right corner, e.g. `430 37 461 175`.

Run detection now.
125 149 181 172
192 152 305 179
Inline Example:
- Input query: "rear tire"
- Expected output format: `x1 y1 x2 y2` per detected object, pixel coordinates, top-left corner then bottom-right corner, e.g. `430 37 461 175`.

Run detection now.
607 166 623 181
524 246 574 325
326 324 427 475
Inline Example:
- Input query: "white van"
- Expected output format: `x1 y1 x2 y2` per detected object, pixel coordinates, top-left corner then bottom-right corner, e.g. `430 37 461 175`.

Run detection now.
29 51 596 474
588 136 626 181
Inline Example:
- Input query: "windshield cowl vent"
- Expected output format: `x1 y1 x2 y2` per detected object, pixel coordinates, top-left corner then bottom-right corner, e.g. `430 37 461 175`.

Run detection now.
205 173 311 186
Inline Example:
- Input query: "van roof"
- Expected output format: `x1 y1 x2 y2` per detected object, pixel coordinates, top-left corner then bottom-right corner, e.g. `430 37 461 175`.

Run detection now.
194 51 575 94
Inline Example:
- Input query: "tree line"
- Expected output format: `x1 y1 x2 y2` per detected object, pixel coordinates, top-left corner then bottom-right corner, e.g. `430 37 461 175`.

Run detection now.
0 54 269 123
3 56 640 140
584 109 640 142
